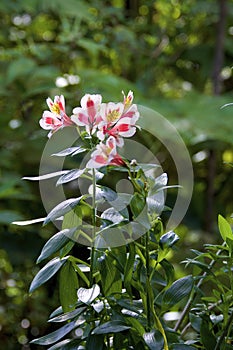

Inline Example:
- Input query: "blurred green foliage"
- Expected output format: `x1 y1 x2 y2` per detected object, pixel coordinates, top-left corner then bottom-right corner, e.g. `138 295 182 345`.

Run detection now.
0 0 233 348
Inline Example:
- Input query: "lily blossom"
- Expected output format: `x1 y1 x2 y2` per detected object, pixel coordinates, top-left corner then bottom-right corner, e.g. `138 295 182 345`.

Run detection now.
97 95 139 146
39 95 74 138
71 94 102 134
86 136 125 169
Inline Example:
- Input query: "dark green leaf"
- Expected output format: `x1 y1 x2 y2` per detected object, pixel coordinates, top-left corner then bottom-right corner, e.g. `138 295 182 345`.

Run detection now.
29 257 67 293
56 169 85 186
98 254 122 295
37 228 77 263
92 320 131 335
172 345 196 350
30 321 77 345
44 197 83 225
124 243 136 296
59 260 79 312
86 334 105 350
162 275 193 310
200 316 217 350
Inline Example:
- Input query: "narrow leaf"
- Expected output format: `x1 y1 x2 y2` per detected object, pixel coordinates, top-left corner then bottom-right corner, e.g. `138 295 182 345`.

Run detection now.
23 170 68 181
12 217 46 226
56 169 85 186
98 253 122 295
218 215 233 242
29 257 67 293
52 146 86 157
44 197 83 225
49 306 86 323
30 320 77 345
59 260 79 312
162 275 193 310
92 321 131 335
37 228 77 263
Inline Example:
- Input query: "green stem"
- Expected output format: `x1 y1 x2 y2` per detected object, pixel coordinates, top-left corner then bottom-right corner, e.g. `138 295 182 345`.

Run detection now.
145 231 151 330
145 231 168 350
90 168 97 286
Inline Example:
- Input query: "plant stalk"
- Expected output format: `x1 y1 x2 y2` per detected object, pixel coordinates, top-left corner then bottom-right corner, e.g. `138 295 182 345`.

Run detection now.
90 168 97 286
145 231 169 350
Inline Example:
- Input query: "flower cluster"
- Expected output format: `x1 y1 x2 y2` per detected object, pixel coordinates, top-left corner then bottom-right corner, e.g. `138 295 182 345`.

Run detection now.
40 91 140 168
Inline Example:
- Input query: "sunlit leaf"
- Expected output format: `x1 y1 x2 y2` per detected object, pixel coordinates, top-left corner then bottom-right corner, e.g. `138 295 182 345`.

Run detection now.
143 330 164 350
56 169 85 186
52 146 86 157
44 197 83 225
23 171 69 181
92 320 131 335
29 257 68 293
37 228 77 263
30 320 77 345
77 284 100 304
218 215 233 242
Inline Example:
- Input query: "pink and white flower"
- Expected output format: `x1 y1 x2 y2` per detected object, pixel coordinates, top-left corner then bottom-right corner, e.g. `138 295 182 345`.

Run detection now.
86 136 125 169
71 94 102 135
39 95 74 138
97 92 139 146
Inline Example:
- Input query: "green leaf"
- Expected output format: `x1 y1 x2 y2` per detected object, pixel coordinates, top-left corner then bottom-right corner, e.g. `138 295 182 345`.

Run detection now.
59 260 79 312
96 185 117 202
101 207 125 225
172 345 196 350
200 316 217 350
12 217 46 226
29 257 67 293
52 146 86 157
56 169 85 186
124 243 136 296
37 228 77 263
130 192 145 218
77 284 100 304
23 170 68 181
47 339 82 350
159 259 175 286
143 330 164 350
44 197 83 225
49 306 86 323
218 215 233 242
92 320 131 335
162 275 193 311
30 320 77 345
98 253 122 295
86 334 105 350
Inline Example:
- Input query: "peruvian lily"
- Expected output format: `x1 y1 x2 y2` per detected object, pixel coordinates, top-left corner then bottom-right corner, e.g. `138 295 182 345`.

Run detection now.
71 94 102 135
86 136 125 169
97 94 139 146
39 95 74 138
